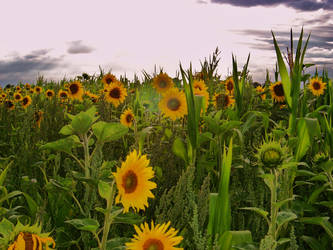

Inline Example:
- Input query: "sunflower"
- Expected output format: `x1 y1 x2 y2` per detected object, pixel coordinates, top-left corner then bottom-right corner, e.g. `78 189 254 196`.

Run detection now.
308 77 326 96
213 93 235 109
15 86 21 92
120 108 135 127
159 88 187 121
113 150 156 213
34 110 43 128
2 221 55 250
5 100 15 110
21 95 32 109
192 80 207 92
269 81 285 103
25 83 31 90
45 89 55 99
102 73 117 87
13 92 22 102
58 90 69 101
126 221 183 250
256 86 266 100
224 77 234 95
1 93 7 98
152 72 174 94
34 86 42 94
29 89 34 94
67 81 84 101
104 81 127 107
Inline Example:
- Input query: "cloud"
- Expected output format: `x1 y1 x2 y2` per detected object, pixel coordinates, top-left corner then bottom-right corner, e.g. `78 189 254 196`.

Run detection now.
0 50 65 85
210 0 333 11
67 40 95 54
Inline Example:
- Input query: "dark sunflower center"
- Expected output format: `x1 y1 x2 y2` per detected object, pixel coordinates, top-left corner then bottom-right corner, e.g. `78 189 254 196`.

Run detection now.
122 170 138 193
312 81 321 90
273 84 284 97
143 239 164 250
167 98 181 111
195 86 202 91
106 77 113 84
5 101 13 108
223 95 230 106
126 114 133 123
22 98 28 105
227 81 234 91
15 94 21 100
91 97 97 103
47 91 53 97
69 84 79 94
23 233 36 250
158 80 167 88
60 92 67 98
36 88 41 92
110 88 121 98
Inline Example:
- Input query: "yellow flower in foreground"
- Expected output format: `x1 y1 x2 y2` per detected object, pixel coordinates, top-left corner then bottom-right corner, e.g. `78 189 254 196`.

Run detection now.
105 81 127 107
269 81 285 103
126 221 183 250
152 72 174 94
113 150 156 213
159 88 187 121
308 77 326 96
8 232 55 250
120 108 135 127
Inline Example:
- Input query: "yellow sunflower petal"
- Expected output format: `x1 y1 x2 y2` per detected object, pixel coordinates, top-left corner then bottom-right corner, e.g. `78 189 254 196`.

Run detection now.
158 88 187 121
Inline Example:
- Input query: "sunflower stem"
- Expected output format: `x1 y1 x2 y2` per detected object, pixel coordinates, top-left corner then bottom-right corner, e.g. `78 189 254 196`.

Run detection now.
100 180 115 250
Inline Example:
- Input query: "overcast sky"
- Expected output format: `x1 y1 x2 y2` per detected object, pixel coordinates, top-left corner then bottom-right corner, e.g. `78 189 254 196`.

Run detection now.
0 0 332 86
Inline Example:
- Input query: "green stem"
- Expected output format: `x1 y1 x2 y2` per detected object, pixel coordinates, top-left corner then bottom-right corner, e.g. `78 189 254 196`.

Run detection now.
82 133 91 216
100 180 115 250
269 169 278 240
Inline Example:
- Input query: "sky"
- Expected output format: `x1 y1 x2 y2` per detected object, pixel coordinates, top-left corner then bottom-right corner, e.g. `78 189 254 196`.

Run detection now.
0 0 332 86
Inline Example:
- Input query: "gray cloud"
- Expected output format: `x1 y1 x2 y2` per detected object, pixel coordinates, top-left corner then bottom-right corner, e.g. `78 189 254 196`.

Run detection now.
211 0 333 11
0 50 65 85
67 40 95 54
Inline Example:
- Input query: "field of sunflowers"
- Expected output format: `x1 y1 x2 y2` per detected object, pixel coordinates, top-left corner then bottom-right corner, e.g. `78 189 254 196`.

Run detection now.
0 29 333 250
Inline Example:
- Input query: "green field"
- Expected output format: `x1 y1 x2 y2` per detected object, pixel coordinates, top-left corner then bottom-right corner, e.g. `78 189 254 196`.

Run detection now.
0 30 333 250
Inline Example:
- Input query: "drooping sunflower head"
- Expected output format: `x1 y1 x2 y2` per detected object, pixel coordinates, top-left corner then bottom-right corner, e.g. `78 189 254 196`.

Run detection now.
34 110 43 128
213 92 235 109
113 150 156 213
105 81 127 107
67 81 84 101
21 96 32 109
13 92 22 102
126 221 183 250
308 77 326 96
158 88 187 121
58 90 69 100
5 100 15 110
224 77 234 94
256 140 286 169
3 221 55 250
269 81 285 103
34 86 42 94
256 85 266 100
120 108 135 127
102 73 117 87
45 89 55 99
152 72 174 94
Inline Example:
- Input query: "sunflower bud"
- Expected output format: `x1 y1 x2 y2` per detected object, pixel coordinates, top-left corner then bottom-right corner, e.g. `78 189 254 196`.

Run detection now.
257 141 285 168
